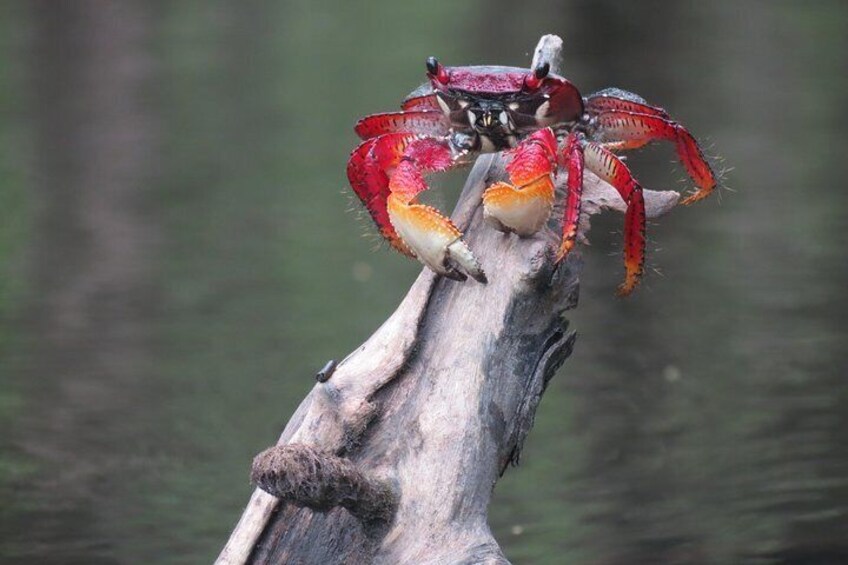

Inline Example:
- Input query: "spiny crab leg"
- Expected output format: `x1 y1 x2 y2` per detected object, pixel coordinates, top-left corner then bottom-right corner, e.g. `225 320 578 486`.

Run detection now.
556 131 585 262
347 133 416 255
355 110 449 140
592 109 716 205
582 141 647 296
482 128 559 237
586 91 671 120
401 93 441 112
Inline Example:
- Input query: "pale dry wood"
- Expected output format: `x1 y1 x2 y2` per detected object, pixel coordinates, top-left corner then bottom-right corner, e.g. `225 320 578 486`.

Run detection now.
217 34 679 565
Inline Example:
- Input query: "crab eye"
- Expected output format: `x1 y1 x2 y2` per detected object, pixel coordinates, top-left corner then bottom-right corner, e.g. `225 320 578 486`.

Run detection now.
524 62 550 90
426 56 439 75
426 56 449 85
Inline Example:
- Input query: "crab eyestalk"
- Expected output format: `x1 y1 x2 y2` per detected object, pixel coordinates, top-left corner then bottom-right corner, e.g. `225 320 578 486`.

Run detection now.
425 56 449 85
524 62 550 90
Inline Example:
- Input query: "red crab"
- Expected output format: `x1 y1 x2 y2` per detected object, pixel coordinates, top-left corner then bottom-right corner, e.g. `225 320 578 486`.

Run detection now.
347 57 716 294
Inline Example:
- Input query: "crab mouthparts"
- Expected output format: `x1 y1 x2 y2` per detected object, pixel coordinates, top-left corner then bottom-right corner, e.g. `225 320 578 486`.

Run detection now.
468 104 511 133
478 112 497 128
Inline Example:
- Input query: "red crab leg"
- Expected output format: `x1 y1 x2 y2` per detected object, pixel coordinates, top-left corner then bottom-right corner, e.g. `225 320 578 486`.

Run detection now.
586 94 670 151
355 110 449 140
586 93 670 120
582 141 646 296
482 128 558 237
347 133 414 255
593 109 716 205
401 93 441 111
556 131 585 262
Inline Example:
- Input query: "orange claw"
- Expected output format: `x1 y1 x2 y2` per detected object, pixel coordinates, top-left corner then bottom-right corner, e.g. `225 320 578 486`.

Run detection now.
362 134 486 283
482 128 558 237
348 133 454 253
387 192 486 282
482 177 555 236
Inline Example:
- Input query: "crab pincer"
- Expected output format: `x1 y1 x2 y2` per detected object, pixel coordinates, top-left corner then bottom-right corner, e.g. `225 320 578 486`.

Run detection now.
347 131 486 283
387 186 486 283
482 129 558 237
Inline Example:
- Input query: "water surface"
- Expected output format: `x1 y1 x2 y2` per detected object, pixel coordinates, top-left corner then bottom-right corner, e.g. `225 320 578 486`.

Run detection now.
1 1 846 563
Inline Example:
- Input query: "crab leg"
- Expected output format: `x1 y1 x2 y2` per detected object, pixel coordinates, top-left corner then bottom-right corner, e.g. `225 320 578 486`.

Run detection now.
347 133 414 255
555 131 586 262
355 110 449 140
586 93 669 152
482 128 558 237
582 141 646 296
401 93 441 111
586 90 671 120
588 98 716 205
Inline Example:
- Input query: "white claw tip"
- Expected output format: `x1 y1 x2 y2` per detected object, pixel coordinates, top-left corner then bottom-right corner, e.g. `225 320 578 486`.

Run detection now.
446 239 485 283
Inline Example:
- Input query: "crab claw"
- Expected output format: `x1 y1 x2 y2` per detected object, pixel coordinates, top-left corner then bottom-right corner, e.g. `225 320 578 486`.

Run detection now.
482 128 558 237
482 177 554 236
387 193 486 283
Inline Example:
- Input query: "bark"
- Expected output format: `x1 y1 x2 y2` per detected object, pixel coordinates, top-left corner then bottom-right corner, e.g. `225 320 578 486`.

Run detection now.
217 35 679 565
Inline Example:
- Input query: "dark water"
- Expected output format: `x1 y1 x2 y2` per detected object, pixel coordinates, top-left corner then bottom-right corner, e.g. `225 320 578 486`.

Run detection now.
1 1 846 564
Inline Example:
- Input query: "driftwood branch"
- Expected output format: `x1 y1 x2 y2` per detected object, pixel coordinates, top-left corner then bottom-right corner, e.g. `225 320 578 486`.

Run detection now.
217 34 679 565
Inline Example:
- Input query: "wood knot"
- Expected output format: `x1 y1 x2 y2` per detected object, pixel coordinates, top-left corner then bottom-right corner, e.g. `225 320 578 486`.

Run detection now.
251 444 398 531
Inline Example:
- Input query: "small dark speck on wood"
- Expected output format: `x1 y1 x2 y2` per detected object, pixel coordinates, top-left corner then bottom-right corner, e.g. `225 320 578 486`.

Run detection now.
315 359 337 383
216 33 680 565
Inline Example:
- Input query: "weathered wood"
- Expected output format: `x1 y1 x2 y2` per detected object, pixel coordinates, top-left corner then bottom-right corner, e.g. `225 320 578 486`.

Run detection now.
217 34 679 565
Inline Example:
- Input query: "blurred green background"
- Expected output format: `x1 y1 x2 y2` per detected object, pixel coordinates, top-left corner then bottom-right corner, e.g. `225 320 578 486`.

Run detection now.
1 1 846 563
